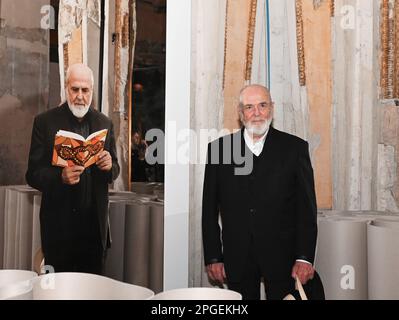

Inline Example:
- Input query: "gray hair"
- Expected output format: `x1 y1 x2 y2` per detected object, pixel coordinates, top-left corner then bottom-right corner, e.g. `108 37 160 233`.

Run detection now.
65 64 94 88
238 84 271 108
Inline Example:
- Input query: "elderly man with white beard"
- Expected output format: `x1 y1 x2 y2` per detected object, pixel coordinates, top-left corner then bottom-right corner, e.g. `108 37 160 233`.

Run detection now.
26 63 120 274
202 85 318 300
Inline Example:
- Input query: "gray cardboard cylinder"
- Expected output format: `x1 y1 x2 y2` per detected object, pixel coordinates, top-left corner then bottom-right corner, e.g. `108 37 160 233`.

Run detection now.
315 216 368 299
124 201 151 287
131 182 156 195
4 188 18 269
149 202 164 293
104 201 126 281
109 191 156 202
0 186 6 268
31 195 42 269
17 190 35 270
368 221 399 299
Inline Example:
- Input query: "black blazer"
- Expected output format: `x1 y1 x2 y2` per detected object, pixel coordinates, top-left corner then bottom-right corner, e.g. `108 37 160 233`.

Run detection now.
202 127 317 281
26 103 120 255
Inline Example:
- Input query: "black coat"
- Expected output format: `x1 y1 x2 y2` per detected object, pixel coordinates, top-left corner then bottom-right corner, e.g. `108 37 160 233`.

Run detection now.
26 103 120 256
202 127 317 281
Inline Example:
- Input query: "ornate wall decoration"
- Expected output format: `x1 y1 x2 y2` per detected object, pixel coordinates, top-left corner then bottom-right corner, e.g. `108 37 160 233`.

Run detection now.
63 43 69 74
245 0 257 81
380 0 389 98
330 0 335 17
58 0 86 44
380 0 399 99
296 0 306 86
223 1 229 89
114 0 122 111
394 0 399 98
87 0 101 26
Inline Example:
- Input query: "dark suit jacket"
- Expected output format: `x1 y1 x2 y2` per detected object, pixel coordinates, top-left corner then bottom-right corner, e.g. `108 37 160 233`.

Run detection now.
26 103 120 256
202 127 317 281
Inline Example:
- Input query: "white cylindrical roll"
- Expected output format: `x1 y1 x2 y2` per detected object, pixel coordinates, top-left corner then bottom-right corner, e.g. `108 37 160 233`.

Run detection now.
372 219 399 229
368 221 399 299
152 287 242 300
0 270 38 287
0 281 33 300
315 217 368 299
32 272 154 300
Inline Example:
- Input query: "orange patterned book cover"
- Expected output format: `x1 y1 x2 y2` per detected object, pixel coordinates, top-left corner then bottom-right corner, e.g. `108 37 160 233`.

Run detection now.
52 129 108 168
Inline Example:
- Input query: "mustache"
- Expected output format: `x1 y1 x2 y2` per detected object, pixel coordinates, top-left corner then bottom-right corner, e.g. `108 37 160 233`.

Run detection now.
250 119 266 123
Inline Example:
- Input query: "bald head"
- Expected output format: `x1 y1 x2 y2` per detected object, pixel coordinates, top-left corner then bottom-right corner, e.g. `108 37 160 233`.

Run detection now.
65 64 94 119
65 63 94 88
239 84 271 108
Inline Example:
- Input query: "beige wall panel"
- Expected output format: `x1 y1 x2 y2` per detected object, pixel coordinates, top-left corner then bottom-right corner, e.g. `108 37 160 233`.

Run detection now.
302 0 332 208
223 0 252 131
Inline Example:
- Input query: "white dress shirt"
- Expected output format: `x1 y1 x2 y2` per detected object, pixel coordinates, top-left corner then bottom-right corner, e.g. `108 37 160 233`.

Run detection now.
243 128 268 156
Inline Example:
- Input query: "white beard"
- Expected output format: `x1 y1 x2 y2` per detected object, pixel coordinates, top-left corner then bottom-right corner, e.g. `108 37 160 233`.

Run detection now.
66 95 91 118
244 117 272 136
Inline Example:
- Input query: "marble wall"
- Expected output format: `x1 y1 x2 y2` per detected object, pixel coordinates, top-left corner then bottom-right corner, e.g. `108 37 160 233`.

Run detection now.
0 0 50 185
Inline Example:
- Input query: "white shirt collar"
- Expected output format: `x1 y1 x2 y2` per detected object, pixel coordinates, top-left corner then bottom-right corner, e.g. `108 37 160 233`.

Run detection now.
243 127 269 156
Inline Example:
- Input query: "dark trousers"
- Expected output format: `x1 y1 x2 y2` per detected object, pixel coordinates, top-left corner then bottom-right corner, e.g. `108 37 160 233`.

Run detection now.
44 245 105 275
44 208 105 275
228 241 295 300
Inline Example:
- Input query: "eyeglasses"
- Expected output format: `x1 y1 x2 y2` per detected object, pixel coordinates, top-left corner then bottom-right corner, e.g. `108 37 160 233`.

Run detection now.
242 102 273 113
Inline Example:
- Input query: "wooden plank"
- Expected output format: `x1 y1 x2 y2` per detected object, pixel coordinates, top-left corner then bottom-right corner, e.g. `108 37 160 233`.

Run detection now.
223 0 252 131
302 0 333 208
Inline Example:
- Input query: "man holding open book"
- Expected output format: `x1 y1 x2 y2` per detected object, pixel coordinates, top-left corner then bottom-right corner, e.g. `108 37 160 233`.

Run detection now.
26 64 120 274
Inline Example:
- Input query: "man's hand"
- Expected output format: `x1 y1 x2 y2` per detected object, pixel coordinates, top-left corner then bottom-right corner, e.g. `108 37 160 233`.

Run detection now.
96 150 112 171
62 165 85 185
291 261 314 285
206 262 226 284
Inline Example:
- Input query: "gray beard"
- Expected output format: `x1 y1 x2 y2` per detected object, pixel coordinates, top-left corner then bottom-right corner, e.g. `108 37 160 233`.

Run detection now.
245 117 272 136
66 96 91 118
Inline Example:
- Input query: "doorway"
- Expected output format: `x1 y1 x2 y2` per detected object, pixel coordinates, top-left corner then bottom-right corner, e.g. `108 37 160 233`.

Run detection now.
130 0 166 185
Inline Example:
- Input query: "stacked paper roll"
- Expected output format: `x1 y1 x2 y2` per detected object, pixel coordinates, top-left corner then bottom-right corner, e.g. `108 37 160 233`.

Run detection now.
316 211 399 300
315 215 369 299
31 195 42 271
16 189 34 269
2 186 40 270
103 195 164 293
367 220 399 299
149 202 164 293
0 186 6 268
104 201 126 281
131 182 156 195
3 188 18 269
1 186 165 294
124 201 151 287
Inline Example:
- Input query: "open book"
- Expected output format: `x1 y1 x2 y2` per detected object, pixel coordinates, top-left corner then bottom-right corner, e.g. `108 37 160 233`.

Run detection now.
52 129 108 168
